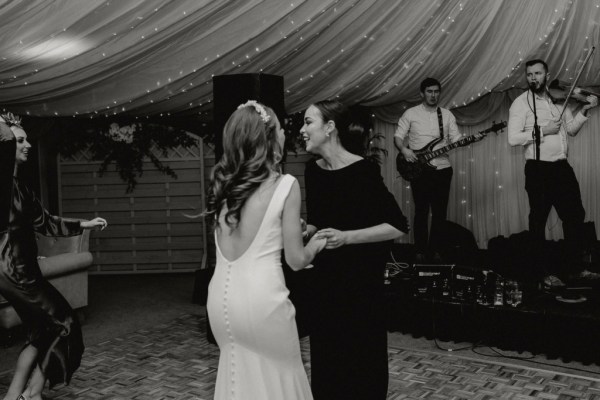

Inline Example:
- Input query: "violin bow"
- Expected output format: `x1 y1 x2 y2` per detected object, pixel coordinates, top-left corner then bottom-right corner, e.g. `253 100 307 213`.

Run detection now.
559 46 595 120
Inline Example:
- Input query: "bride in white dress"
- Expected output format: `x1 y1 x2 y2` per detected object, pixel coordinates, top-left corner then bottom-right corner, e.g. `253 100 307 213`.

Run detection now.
205 101 326 400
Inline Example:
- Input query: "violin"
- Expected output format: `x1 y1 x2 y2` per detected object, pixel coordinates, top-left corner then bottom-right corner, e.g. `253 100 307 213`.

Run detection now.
548 79 600 104
552 46 595 119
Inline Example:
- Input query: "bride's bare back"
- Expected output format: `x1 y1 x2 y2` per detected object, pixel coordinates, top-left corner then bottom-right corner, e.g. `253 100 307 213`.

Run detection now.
215 176 283 262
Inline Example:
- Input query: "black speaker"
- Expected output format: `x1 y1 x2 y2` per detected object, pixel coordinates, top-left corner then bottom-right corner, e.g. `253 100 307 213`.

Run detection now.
437 221 479 265
212 73 285 160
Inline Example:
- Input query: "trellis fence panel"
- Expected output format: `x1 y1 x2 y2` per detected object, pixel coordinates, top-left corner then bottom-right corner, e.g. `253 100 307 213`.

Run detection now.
59 141 207 274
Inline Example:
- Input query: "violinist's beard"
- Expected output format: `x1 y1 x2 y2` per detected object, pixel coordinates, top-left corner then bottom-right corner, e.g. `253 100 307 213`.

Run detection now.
530 77 547 94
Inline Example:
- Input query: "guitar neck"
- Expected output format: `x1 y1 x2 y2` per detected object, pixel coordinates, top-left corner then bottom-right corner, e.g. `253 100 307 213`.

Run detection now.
423 135 478 161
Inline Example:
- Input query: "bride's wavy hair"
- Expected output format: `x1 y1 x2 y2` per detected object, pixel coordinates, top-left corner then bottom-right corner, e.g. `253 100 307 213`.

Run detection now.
205 103 281 229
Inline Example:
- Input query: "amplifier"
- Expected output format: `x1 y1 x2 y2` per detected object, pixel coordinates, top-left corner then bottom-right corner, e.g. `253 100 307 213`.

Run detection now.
414 264 453 299
452 266 484 303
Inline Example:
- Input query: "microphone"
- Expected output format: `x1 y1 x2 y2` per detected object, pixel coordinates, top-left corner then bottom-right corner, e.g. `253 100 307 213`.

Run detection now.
529 81 537 91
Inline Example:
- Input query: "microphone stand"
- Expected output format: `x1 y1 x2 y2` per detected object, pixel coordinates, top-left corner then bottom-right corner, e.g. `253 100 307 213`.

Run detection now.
530 82 542 288
531 83 541 161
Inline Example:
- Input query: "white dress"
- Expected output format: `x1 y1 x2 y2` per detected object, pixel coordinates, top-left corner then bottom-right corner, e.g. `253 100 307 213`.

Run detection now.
207 174 313 400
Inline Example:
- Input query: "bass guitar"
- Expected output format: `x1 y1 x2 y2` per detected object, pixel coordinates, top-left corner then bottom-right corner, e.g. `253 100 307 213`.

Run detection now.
396 120 506 181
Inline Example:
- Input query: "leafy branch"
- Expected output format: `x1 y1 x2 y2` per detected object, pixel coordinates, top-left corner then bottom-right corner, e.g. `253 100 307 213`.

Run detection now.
57 122 197 193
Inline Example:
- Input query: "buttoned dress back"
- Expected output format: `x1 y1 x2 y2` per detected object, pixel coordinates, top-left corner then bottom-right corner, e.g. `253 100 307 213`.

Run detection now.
207 174 312 400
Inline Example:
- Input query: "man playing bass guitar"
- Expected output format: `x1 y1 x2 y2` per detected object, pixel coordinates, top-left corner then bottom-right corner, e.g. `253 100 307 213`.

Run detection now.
394 77 463 263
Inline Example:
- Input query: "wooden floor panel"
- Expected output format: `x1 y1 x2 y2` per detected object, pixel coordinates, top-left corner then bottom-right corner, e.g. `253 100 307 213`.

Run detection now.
1 314 599 399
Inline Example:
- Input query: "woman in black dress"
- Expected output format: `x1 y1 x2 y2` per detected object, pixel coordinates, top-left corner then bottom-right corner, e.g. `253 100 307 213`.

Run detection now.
0 116 107 400
301 100 409 400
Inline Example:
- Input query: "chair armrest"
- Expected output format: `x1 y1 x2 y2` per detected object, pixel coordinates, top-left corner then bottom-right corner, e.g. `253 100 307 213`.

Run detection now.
38 252 93 279
36 228 90 257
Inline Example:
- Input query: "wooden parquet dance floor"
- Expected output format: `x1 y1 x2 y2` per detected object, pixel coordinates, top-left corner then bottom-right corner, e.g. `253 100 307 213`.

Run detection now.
2 314 600 399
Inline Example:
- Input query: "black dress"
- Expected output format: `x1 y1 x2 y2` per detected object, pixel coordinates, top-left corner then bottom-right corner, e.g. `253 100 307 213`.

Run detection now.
304 158 408 400
0 134 84 388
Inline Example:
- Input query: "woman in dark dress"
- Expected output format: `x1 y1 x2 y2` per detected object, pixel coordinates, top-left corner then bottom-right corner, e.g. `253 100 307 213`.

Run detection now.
301 100 409 400
0 116 107 400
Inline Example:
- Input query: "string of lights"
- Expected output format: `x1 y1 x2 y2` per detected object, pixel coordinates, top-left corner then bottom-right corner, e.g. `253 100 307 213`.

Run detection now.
1 0 599 120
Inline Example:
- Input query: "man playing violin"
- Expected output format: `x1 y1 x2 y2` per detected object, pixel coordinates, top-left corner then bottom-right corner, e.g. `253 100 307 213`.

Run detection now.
394 77 463 263
508 59 599 288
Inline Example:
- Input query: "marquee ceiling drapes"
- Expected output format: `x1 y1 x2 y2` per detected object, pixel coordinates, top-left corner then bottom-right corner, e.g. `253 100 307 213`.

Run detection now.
2 0 600 247
1 0 599 120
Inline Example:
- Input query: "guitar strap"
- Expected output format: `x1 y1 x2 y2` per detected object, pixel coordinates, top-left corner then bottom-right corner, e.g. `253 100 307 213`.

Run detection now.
436 107 444 139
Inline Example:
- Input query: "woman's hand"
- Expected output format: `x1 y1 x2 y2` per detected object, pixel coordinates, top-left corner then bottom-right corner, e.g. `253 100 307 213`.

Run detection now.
316 228 348 249
302 222 318 241
80 217 108 231
307 234 327 253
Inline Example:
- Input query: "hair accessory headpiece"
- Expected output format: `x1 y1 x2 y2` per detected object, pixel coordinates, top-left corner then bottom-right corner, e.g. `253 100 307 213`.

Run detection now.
237 100 270 124
0 112 22 128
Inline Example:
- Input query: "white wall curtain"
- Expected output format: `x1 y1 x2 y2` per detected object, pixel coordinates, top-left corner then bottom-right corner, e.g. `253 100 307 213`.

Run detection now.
376 93 600 248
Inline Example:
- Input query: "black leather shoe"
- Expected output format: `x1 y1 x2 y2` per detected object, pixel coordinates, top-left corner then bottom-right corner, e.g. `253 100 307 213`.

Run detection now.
572 269 600 280
543 275 566 290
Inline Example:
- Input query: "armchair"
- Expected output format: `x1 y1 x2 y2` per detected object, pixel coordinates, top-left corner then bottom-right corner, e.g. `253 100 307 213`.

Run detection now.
0 229 93 329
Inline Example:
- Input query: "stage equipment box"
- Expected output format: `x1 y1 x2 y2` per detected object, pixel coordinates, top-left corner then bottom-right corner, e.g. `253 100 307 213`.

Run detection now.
414 264 454 299
451 265 485 303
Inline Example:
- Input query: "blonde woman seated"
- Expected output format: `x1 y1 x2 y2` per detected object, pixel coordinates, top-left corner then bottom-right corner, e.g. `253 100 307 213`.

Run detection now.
205 101 326 400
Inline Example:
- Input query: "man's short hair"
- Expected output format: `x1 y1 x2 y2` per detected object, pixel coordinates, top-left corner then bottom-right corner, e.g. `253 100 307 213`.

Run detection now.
525 59 548 73
420 78 441 93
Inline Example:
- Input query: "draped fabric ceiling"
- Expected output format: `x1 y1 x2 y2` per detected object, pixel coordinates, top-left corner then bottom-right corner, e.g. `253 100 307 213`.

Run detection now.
1 0 600 246
2 0 599 118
